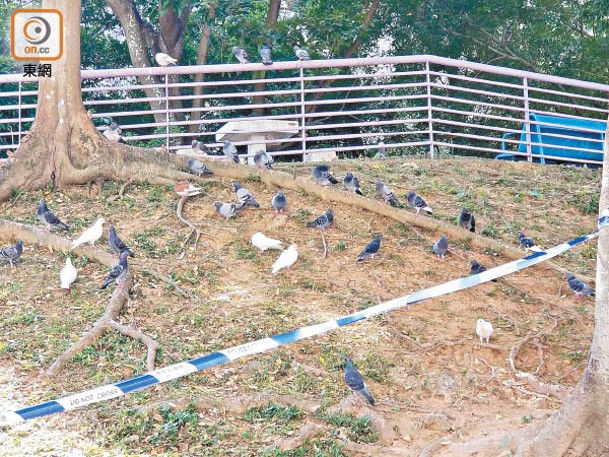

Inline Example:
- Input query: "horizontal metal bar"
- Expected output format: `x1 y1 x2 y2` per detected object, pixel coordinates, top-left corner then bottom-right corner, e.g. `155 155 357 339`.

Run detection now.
527 96 609 114
304 129 430 143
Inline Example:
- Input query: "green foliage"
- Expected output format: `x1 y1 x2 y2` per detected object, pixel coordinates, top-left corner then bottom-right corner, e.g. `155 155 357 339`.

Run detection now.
243 402 304 424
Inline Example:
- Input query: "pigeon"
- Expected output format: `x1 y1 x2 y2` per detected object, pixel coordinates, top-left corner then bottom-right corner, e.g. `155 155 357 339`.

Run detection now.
294 45 310 61
470 260 497 282
37 199 69 232
476 319 493 343
188 159 213 176
260 43 273 65
175 181 202 198
60 257 78 290
191 140 210 155
407 191 433 215
271 190 287 214
375 181 400 207
517 231 542 252
306 209 334 231
222 140 240 164
234 181 260 208
252 232 284 252
0 240 23 268
71 218 105 250
271 244 298 274
155 52 177 66
344 172 363 195
459 209 476 233
214 201 242 220
254 150 273 170
357 235 382 262
344 357 375 406
232 46 249 64
312 165 339 185
108 226 134 258
103 122 126 143
378 141 386 158
101 251 130 289
432 235 448 260
565 273 595 299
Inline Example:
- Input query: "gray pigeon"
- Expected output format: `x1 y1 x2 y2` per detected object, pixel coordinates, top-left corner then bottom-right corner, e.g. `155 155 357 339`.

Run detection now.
192 140 210 155
357 235 382 262
103 122 126 143
233 181 260 208
306 209 334 231
254 150 273 170
37 199 69 232
222 140 240 164
407 191 433 215
470 260 497 282
214 201 242 220
344 172 363 195
517 231 542 252
459 208 476 233
260 43 273 65
271 190 287 214
108 226 134 258
565 273 595 299
294 45 311 61
100 251 130 289
432 235 448 260
312 165 339 185
0 240 23 268
344 357 375 406
375 181 399 207
232 46 249 64
188 159 213 176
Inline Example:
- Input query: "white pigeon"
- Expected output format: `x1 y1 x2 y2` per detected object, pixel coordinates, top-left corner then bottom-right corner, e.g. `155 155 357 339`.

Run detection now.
71 218 105 250
251 232 283 252
60 257 78 290
155 52 177 66
271 244 298 274
476 319 493 343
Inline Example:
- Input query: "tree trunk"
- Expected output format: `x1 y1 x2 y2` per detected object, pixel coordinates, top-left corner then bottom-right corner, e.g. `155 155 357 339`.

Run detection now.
252 0 282 115
503 121 609 456
105 0 166 124
0 0 191 203
189 2 217 134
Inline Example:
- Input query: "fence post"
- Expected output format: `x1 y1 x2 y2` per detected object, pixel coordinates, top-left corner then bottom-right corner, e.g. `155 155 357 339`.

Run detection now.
523 77 532 162
17 81 22 147
165 74 170 149
425 61 434 159
300 66 306 160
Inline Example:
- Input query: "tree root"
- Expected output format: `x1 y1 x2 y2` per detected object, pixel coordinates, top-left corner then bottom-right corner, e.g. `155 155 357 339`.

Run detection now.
176 195 203 252
0 219 159 376
321 230 328 259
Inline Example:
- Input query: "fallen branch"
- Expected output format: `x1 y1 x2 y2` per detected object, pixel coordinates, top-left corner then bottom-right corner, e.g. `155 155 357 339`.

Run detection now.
141 268 200 302
420 339 507 353
118 178 133 198
321 230 328 259
176 195 202 251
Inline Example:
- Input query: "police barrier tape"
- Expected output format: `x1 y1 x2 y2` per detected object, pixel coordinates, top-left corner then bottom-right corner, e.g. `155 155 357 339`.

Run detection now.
1 224 606 427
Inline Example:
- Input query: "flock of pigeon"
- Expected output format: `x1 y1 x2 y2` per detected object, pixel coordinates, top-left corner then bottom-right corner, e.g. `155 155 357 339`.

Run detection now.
154 42 311 69
0 200 134 292
0 158 597 407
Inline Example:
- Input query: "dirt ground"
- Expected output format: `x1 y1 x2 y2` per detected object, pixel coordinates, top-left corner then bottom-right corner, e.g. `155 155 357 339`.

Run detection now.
0 156 600 456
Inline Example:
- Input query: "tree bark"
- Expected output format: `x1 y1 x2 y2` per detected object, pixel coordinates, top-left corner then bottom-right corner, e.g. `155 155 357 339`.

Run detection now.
105 0 166 124
189 2 217 134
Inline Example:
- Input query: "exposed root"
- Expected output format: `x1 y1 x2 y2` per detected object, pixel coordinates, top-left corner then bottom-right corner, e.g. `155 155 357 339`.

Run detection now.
118 178 133 198
0 219 159 376
176 195 202 252
420 339 507 354
108 319 158 372
47 276 133 376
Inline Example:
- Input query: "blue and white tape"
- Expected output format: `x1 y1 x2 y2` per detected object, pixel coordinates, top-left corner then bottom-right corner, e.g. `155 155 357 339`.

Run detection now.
0 227 603 427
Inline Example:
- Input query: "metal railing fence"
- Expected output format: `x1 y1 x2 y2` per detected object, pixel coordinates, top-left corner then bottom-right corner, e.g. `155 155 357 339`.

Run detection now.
1 55 608 165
